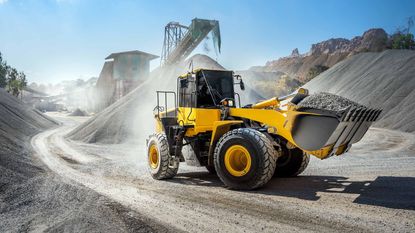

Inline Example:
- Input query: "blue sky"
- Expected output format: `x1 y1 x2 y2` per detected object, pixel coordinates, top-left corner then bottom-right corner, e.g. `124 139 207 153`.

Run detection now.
0 0 414 84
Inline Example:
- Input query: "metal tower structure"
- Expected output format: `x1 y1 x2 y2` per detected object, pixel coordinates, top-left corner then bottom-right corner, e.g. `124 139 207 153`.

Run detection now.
160 22 189 65
160 18 221 65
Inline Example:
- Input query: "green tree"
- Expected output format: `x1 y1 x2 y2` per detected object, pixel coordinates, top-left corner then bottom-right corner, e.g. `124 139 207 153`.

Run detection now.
391 33 415 49
7 68 20 96
390 16 415 50
0 53 8 88
1 52 29 97
18 71 27 99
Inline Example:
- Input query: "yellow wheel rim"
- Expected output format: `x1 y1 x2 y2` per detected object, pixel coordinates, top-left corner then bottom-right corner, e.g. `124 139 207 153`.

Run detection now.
149 144 159 169
224 145 252 177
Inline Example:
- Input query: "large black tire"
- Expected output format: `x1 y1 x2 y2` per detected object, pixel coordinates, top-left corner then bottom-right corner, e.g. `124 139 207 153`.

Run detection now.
274 146 309 177
214 128 277 190
147 133 179 180
205 165 216 174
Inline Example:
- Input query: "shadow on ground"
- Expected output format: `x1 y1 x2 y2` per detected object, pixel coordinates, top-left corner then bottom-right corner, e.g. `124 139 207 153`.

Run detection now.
172 172 223 187
172 172 415 211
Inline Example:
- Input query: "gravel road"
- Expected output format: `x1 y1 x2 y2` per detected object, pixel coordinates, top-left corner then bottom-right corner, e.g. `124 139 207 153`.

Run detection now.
31 113 415 232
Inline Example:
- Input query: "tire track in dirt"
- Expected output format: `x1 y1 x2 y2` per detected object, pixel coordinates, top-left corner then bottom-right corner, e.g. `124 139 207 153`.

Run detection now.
32 116 415 232
32 125 307 232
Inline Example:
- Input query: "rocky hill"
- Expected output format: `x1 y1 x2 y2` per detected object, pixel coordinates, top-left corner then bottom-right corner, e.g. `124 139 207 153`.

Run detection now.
304 50 415 132
67 48 415 145
261 28 388 82
236 70 300 99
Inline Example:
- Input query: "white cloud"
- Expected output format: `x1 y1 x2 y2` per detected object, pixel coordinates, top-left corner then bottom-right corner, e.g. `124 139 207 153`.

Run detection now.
0 0 8 5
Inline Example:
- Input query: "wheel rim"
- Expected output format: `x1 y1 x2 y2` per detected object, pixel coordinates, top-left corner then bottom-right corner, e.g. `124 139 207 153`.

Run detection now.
224 145 252 177
149 144 159 169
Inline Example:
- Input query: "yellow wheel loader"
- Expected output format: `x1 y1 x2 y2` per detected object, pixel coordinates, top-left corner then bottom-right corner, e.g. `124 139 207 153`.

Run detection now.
146 69 381 190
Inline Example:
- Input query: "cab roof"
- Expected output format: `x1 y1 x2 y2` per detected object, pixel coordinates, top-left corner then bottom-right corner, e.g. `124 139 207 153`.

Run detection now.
178 68 232 79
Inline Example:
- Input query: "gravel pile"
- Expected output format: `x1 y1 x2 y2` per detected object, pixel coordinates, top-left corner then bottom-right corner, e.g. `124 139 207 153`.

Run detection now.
68 50 415 143
297 92 364 112
304 50 415 132
67 54 227 144
0 89 58 182
0 89 168 232
69 108 88 116
1 173 171 232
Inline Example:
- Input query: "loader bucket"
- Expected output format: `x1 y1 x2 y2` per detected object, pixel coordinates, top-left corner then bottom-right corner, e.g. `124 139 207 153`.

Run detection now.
291 107 382 158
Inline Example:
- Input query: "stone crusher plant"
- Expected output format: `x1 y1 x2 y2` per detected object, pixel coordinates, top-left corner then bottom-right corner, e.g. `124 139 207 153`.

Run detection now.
146 69 382 190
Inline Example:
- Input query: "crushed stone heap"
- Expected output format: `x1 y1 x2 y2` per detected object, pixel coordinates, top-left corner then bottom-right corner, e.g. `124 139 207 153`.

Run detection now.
297 92 364 112
69 108 88 116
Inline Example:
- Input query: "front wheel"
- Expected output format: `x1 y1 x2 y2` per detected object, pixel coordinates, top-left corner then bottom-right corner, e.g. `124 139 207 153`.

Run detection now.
205 165 216 174
147 133 179 179
214 128 277 190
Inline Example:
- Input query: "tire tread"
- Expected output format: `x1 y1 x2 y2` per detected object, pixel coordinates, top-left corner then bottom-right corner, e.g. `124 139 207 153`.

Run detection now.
147 133 178 180
214 128 277 190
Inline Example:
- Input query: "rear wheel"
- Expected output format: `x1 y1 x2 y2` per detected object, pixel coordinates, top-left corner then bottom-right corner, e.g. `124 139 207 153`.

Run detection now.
274 146 309 177
214 128 277 190
147 133 179 179
205 165 216 174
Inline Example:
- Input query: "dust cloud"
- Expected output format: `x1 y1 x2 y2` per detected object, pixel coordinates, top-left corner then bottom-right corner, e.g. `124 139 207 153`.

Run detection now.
67 54 227 145
30 78 98 113
66 53 274 169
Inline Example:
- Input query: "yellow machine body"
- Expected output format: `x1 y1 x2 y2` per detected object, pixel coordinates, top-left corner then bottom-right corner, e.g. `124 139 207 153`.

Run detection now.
148 68 382 190
153 69 381 161
155 105 380 160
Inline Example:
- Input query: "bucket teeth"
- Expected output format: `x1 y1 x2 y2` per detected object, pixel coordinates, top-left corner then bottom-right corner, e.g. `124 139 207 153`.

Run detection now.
368 109 375 121
355 108 364 121
371 110 376 121
291 105 383 158
357 108 365 121
344 107 355 121
327 107 382 157
340 107 382 123
361 110 367 121
369 109 376 121
374 109 382 121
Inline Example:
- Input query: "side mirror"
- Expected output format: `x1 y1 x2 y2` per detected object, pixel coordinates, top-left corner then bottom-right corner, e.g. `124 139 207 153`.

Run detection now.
234 74 245 91
240 79 245 91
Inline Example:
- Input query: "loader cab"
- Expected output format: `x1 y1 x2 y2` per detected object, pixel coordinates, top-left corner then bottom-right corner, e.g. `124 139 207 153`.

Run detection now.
178 69 238 109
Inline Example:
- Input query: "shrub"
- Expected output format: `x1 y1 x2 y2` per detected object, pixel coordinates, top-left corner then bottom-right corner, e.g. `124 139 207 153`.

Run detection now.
0 53 7 88
252 74 302 98
306 65 329 82
390 32 415 50
390 16 415 50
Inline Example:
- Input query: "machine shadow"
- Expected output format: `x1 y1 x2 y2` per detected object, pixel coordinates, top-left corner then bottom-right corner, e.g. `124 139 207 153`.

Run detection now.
172 172 415 210
172 171 224 187
262 176 415 210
